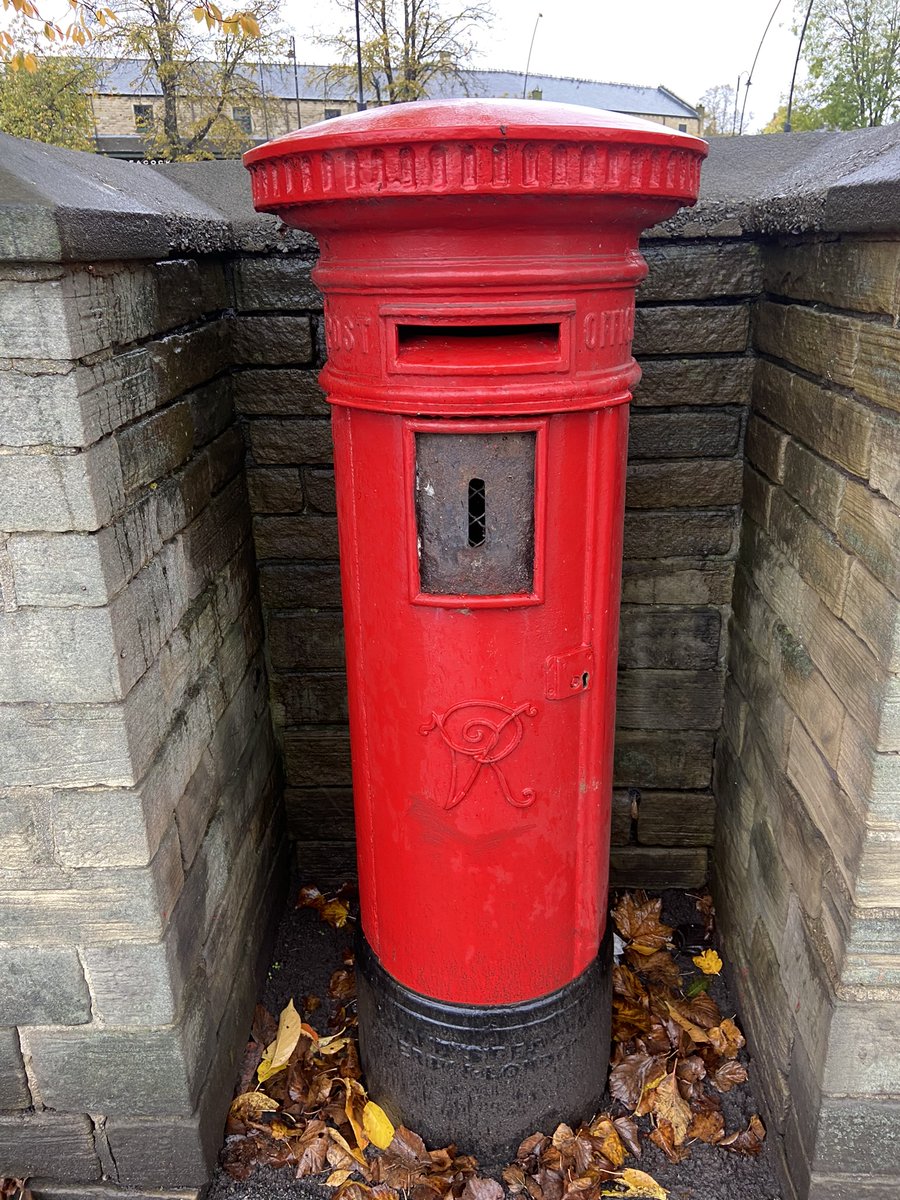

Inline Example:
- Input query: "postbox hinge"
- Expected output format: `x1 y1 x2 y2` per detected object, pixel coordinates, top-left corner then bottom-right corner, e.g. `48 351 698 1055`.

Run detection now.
544 646 594 700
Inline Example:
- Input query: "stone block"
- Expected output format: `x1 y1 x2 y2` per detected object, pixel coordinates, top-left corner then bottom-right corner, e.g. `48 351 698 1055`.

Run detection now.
635 789 715 846
870 410 900 508
745 413 787 483
285 787 356 842
774 621 845 768
633 304 750 356
0 1027 30 1108
0 438 124 533
783 438 846 530
116 400 196 494
838 479 900 599
736 919 793 1126
640 242 762 302
615 669 723 731
8 531 115 607
623 510 736 558
822 999 900 1096
30 1187 200 1200
755 300 900 416
742 463 773 531
246 417 334 465
294 838 361 886
80 941 183 1029
629 408 742 460
23 979 214 1116
253 513 339 560
233 255 322 312
0 824 183 945
787 721 862 895
807 1172 900 1199
620 560 734 606
0 699 137 789
285 729 352 788
0 946 91 1025
633 356 753 408
258 562 342 608
50 788 155 868
753 358 874 478
267 610 345 671
619 607 721 670
780 897 836 1068
0 1113 101 1182
625 458 742 508
0 789 53 866
608 846 707 889
763 239 900 316
231 314 313 365
856 828 900 906
0 607 123 703
304 467 337 513
232 367 328 417
767 487 851 615
614 729 715 790
274 673 349 726
837 716 900 824
246 466 304 512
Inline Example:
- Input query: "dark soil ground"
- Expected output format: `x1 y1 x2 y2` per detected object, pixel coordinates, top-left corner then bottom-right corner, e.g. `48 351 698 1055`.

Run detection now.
207 884 783 1200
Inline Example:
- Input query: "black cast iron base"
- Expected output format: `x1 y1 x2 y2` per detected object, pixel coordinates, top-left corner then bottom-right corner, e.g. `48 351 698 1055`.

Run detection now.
356 922 613 1166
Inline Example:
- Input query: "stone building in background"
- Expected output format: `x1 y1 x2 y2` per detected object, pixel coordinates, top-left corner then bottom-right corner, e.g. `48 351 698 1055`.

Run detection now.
90 60 701 159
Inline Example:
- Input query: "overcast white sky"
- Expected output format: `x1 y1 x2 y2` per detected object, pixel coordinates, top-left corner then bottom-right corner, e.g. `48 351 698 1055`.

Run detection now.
281 0 805 132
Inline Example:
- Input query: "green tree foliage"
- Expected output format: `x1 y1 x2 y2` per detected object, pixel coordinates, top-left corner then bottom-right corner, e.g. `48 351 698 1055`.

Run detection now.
0 47 97 149
98 0 281 159
761 99 831 132
800 0 900 127
322 0 493 105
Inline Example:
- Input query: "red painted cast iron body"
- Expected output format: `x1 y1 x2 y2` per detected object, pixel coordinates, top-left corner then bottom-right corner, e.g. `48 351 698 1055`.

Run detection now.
246 101 706 1007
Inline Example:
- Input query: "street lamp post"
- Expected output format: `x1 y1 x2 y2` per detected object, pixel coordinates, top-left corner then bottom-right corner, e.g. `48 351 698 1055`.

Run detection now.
355 0 367 111
522 12 543 100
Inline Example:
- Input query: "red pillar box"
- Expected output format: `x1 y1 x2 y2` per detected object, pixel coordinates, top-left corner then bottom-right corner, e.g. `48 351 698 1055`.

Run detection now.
245 100 705 1162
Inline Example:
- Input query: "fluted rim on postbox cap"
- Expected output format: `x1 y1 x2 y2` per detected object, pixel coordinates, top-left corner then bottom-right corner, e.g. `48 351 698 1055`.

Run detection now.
244 97 708 213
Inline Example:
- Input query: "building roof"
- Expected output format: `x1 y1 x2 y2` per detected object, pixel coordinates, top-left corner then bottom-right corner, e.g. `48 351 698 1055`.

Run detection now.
95 60 698 119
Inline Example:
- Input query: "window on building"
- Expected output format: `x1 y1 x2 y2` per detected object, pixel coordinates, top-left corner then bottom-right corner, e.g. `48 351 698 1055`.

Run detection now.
678 123 687 132
133 104 154 131
232 106 253 134
324 107 342 120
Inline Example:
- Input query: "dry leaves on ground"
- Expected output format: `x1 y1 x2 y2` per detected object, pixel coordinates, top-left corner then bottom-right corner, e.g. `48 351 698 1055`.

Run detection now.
608 891 765 1164
220 888 764 1198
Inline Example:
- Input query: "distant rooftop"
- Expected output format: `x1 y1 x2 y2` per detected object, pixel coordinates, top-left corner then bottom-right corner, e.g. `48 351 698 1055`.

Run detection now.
95 60 699 120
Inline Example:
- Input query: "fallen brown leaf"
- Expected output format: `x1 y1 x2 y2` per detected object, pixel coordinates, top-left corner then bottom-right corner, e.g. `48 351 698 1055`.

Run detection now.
721 1114 766 1156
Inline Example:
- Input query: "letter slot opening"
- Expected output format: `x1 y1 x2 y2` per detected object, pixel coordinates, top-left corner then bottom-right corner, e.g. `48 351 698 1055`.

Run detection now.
396 321 561 371
416 431 535 596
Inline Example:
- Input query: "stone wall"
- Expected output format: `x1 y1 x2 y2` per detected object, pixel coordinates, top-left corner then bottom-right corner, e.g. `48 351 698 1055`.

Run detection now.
3 125 900 1200
715 234 900 1200
0 143 286 1194
230 234 758 891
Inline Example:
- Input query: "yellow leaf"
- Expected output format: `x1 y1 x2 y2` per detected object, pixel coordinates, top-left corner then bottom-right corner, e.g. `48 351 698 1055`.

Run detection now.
327 1170 353 1187
692 949 723 975
257 998 304 1082
329 1126 367 1166
229 1090 280 1121
239 13 260 36
651 1072 691 1145
343 1077 368 1151
321 898 350 928
665 1001 709 1043
362 1100 395 1150
601 1168 668 1199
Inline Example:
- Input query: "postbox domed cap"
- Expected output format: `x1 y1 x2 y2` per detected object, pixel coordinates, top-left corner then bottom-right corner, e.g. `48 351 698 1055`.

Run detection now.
244 98 707 213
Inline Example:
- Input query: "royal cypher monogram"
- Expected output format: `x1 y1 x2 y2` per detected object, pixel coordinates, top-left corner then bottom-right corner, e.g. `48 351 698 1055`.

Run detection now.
420 700 537 810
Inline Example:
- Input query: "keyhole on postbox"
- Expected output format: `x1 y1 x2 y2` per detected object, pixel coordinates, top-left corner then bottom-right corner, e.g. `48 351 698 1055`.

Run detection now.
467 478 486 547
